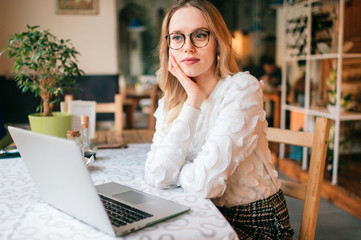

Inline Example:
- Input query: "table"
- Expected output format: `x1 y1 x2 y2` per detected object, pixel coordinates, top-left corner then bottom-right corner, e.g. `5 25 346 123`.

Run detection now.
0 136 238 239
125 86 152 129
126 86 151 101
92 129 155 147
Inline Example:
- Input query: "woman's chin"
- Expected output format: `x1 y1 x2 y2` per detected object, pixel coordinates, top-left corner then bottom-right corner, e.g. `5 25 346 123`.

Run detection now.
181 70 200 78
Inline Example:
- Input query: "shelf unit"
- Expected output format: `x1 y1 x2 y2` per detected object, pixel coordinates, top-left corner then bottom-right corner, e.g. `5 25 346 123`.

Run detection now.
281 0 361 184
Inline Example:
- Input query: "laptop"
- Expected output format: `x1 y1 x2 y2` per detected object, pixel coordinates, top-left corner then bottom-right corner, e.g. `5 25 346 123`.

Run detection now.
8 126 190 237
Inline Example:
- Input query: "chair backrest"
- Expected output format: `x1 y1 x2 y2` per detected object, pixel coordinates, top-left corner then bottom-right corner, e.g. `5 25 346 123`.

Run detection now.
267 117 331 240
64 94 123 132
95 94 123 132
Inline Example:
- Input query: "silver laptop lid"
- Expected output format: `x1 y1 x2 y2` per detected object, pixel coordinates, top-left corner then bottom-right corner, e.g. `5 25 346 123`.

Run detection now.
8 126 115 236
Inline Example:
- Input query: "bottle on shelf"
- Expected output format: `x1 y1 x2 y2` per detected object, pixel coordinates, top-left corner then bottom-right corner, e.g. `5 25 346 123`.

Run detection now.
80 115 97 159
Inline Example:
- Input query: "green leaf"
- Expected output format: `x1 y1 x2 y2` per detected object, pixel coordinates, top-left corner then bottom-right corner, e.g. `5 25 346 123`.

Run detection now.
15 58 23 66
8 50 14 58
14 33 22 39
22 86 29 93
9 37 17 46
28 32 35 39
29 25 39 30
0 47 8 56
35 50 42 61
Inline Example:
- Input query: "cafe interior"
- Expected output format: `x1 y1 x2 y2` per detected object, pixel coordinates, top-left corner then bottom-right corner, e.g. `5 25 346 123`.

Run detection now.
0 0 360 239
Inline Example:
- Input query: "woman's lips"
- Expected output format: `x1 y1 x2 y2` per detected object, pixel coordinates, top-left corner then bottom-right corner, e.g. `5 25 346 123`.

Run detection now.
182 57 200 65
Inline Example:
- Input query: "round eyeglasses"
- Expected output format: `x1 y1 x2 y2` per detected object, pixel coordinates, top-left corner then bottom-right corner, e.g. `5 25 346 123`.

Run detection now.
165 30 211 50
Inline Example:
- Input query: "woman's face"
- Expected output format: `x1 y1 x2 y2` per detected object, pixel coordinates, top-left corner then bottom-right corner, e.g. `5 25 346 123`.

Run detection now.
168 6 217 80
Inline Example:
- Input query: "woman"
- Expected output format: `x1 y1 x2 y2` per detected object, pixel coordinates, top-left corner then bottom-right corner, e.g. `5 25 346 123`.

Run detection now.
144 0 294 239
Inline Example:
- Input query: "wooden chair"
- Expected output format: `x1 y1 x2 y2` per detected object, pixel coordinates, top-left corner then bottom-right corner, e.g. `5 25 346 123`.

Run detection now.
95 94 123 132
118 86 139 129
267 117 331 240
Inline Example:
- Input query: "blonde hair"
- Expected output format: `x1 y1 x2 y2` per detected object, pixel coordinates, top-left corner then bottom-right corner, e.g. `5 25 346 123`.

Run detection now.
158 0 239 128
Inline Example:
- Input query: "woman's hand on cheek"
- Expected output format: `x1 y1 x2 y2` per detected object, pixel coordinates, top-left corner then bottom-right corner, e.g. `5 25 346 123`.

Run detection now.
168 51 205 109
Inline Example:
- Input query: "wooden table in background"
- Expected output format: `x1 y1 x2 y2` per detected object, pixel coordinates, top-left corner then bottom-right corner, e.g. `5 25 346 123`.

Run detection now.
92 129 154 147
126 86 151 101
123 86 151 129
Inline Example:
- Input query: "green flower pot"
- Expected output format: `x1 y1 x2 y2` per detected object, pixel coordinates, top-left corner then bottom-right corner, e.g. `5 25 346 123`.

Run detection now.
28 112 72 138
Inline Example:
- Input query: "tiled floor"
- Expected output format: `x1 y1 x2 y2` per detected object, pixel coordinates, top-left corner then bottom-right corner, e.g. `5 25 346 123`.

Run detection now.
280 173 361 240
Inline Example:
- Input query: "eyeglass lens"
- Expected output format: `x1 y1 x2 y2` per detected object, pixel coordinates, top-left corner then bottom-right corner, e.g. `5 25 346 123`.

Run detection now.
167 30 210 50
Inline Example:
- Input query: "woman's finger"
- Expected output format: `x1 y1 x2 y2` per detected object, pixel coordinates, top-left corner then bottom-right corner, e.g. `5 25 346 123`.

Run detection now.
169 52 181 76
169 52 190 84
168 51 205 108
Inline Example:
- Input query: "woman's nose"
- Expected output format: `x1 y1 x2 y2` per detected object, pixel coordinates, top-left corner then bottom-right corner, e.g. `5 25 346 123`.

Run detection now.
183 37 195 53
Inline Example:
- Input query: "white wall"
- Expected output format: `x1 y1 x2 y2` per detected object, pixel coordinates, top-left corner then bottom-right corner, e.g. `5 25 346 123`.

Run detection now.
0 0 118 75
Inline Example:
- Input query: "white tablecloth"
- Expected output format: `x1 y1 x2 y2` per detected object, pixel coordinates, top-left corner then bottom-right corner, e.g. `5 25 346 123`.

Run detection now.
0 143 237 240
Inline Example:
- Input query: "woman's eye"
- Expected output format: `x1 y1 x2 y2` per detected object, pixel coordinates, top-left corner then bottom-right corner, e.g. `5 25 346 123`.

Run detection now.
171 34 183 42
194 31 207 40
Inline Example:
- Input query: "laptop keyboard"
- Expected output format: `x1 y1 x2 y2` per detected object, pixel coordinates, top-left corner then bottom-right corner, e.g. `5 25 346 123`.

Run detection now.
99 194 153 227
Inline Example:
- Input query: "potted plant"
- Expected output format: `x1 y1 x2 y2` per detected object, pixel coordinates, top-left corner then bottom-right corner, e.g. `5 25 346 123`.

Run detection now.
0 25 83 137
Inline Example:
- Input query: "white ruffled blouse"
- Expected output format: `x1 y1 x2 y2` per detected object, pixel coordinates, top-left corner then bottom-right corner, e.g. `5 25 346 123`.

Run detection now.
144 72 280 207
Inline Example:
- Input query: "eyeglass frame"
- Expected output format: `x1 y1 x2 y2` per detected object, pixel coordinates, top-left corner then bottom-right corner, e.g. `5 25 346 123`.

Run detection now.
165 30 211 50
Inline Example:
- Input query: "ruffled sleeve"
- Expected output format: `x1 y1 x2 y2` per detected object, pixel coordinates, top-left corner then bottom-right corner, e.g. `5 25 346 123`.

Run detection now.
177 73 266 198
144 98 201 189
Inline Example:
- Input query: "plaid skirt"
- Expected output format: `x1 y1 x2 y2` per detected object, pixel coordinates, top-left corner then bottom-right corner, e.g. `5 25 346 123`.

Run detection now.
217 190 294 240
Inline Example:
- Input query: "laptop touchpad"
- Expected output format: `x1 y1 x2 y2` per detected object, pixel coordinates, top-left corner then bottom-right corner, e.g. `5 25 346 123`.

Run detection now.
113 191 154 205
